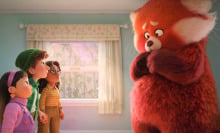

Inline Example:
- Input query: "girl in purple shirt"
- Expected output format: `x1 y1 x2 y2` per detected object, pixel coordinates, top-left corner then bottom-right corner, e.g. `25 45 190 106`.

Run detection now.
0 70 34 133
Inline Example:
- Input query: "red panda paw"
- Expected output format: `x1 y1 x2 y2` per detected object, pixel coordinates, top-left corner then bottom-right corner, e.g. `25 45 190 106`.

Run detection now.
130 52 150 81
147 49 176 74
147 50 162 74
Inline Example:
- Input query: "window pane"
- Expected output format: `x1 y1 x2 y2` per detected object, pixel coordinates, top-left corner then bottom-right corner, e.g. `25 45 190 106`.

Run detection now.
45 42 98 99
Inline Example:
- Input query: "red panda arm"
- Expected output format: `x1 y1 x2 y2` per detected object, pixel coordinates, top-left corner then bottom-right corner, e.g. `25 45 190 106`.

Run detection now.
147 43 205 85
130 52 150 81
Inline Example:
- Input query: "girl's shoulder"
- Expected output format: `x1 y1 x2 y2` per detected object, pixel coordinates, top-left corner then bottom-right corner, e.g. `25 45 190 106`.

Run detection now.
3 102 23 121
5 102 21 111
4 102 23 115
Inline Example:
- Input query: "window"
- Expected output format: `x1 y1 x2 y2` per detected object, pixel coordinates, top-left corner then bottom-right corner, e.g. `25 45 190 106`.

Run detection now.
26 24 123 113
45 42 99 99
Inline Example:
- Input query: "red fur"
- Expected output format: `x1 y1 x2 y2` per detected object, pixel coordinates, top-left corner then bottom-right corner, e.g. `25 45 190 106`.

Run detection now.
130 0 219 132
147 42 205 85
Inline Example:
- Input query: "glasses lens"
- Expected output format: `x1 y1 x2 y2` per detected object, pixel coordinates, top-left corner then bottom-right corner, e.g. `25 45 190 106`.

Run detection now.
49 69 61 74
50 69 56 74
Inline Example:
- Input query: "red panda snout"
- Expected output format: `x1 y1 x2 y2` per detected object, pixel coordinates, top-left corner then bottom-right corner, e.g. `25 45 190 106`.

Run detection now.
147 40 153 47
145 36 162 52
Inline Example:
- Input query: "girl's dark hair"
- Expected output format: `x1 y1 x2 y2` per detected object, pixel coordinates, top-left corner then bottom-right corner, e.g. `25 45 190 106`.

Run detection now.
39 61 61 94
0 70 27 123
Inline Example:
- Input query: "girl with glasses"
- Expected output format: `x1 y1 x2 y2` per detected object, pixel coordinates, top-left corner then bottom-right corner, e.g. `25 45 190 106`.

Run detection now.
38 61 64 133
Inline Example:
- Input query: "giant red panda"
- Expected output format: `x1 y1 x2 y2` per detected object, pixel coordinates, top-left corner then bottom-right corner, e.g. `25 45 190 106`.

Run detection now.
130 0 219 132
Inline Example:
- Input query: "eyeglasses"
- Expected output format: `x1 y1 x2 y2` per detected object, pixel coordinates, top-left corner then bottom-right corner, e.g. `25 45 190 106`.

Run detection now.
49 69 61 75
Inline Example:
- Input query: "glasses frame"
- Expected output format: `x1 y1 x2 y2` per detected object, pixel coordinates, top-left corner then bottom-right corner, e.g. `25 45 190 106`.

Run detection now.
49 69 61 75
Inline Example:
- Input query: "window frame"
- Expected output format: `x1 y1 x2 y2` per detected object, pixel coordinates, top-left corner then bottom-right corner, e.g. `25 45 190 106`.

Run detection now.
45 41 99 104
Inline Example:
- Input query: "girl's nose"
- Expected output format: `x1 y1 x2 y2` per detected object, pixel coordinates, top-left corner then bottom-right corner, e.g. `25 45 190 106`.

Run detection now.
56 71 61 76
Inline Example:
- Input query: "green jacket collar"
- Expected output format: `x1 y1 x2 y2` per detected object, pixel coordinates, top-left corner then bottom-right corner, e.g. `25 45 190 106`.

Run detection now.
29 77 39 89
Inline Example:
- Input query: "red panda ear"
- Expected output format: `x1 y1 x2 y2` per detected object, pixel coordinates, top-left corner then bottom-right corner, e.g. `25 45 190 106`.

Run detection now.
172 14 215 44
181 0 212 14
130 12 137 29
130 12 140 52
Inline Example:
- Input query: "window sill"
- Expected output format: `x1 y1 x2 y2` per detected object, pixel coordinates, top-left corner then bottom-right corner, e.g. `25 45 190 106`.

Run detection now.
61 99 98 107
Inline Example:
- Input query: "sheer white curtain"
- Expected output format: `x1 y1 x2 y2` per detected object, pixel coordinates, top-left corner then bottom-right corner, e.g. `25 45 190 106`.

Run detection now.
98 40 123 114
26 40 46 50
26 24 123 114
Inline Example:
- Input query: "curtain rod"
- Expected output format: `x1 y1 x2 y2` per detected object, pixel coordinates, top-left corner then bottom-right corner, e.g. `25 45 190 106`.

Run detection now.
19 24 27 29
119 24 129 29
19 23 129 29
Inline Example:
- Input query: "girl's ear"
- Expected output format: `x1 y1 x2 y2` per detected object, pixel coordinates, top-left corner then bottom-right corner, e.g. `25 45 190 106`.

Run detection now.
8 86 16 98
8 86 16 93
28 67 35 74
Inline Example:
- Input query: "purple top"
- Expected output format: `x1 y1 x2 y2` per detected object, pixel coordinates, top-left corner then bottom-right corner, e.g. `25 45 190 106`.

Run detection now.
1 98 34 133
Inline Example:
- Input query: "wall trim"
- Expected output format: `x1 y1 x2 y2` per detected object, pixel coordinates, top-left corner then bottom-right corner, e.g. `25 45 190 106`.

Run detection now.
60 130 133 133
61 99 98 106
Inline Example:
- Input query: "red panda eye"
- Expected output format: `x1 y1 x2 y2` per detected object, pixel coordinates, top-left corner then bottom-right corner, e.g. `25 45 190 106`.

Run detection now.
144 32 150 39
155 29 163 37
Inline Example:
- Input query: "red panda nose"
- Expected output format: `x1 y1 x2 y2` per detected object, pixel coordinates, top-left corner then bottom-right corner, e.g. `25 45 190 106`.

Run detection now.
147 40 153 47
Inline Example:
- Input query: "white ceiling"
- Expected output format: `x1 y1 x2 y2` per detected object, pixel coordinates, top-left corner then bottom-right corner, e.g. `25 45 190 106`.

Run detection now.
0 0 148 14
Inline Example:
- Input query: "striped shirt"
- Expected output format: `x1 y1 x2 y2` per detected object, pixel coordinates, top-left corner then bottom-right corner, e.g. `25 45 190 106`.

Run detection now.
39 84 62 111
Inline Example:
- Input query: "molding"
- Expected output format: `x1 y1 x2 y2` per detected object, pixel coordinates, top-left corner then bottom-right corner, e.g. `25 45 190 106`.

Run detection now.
61 99 98 107
0 10 131 14
60 130 133 133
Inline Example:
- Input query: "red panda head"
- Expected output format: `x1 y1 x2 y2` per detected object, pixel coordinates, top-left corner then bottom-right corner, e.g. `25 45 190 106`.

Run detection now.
130 0 215 53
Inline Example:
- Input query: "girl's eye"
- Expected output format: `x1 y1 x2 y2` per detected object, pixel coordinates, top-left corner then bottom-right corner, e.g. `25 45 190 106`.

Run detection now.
50 70 56 74
24 80 29 85
49 69 61 74
41 61 45 65
155 29 163 37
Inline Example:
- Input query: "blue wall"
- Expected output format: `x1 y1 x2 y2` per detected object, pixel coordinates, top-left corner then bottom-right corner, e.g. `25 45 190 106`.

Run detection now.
0 2 219 131
207 2 220 104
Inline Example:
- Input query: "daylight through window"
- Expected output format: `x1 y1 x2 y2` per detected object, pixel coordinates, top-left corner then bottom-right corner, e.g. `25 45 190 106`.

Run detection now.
45 42 99 99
